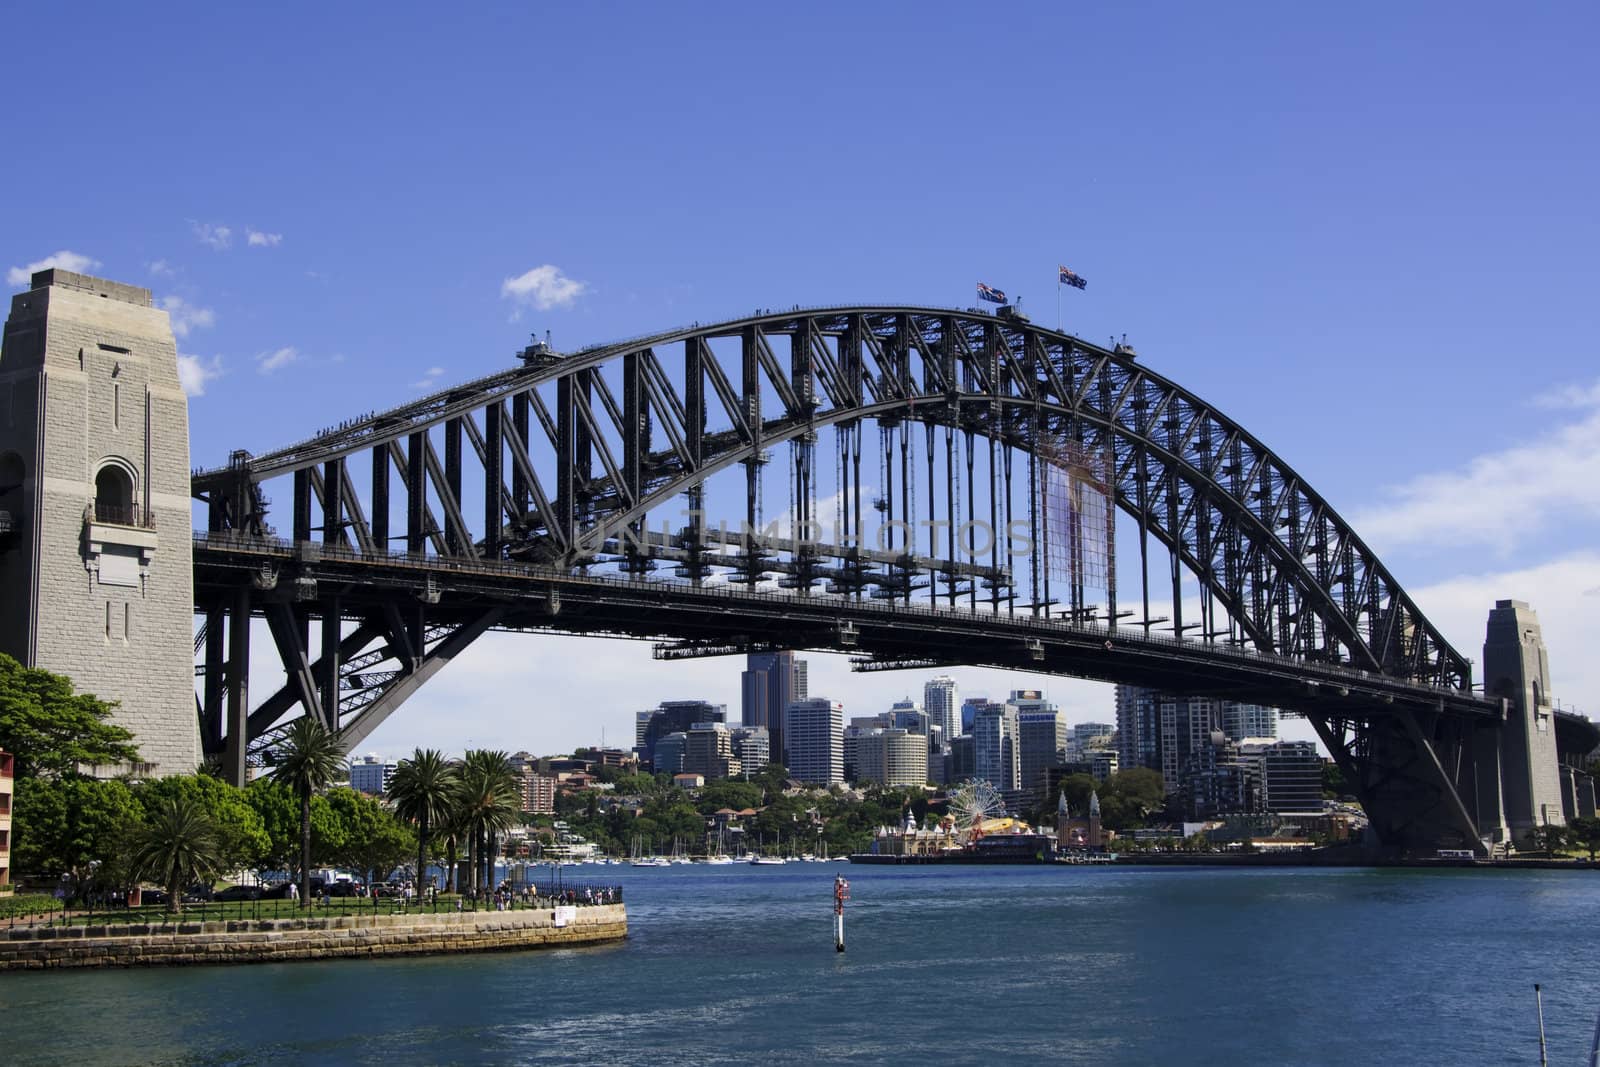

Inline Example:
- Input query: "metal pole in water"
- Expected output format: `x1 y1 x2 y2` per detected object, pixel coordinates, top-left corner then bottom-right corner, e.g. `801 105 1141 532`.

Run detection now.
1588 998 1600 1067
833 874 849 953
1535 984 1548 1067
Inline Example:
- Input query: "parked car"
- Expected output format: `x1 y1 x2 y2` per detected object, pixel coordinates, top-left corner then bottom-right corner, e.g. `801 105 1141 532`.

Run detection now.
260 882 299 899
139 887 169 905
183 884 214 903
214 884 263 901
325 880 363 898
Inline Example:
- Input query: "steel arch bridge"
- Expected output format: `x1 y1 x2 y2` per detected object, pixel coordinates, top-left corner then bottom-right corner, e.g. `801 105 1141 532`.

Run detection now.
191 304 1523 853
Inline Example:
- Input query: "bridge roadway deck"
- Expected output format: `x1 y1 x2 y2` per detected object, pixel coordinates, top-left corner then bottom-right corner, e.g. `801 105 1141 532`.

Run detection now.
191 533 1498 722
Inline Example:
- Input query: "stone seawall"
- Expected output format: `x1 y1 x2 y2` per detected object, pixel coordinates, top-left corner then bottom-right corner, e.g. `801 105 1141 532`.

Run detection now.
0 904 626 971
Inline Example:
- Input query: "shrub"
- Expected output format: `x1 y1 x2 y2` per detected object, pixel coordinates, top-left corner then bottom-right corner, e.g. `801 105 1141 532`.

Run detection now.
0 893 65 920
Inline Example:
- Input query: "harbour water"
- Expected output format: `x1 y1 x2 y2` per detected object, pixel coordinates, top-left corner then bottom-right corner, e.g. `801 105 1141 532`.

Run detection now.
3 864 1598 1064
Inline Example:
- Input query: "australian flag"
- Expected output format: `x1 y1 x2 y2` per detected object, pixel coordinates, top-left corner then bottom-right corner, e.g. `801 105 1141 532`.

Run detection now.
1059 266 1087 290
977 282 1008 304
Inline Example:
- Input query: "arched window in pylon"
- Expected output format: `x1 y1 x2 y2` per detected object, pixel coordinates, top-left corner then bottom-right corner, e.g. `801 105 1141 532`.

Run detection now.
93 462 136 526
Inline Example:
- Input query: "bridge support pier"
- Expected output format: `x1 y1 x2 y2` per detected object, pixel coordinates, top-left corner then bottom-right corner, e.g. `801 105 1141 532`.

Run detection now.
223 585 251 787
1484 599 1565 844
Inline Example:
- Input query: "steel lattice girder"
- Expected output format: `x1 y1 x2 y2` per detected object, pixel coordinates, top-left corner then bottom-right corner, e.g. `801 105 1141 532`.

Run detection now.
194 306 1471 693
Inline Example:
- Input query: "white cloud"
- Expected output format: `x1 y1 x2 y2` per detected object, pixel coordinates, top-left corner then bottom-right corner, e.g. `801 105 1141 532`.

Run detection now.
501 264 587 312
6 250 101 287
147 259 175 278
1353 380 1600 554
1410 552 1600 713
411 366 445 390
256 346 299 374
177 353 223 396
1534 380 1600 410
247 230 282 248
160 295 216 338
193 223 232 250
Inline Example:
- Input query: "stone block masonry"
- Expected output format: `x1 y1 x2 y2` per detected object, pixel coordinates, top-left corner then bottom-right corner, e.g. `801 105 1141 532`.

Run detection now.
0 270 198 774
0 904 627 970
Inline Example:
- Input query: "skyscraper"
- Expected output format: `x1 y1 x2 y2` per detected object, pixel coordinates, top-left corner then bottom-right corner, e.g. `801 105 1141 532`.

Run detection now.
784 697 844 785
972 700 1018 792
743 651 808 767
924 676 959 743
1012 691 1065 805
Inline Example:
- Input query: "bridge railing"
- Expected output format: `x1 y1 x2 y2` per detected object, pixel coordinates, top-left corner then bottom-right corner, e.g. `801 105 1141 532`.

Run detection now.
191 531 1483 706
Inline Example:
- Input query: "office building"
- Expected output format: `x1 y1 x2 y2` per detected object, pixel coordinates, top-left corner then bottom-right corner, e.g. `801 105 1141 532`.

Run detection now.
653 732 688 777
972 700 1018 792
925 676 959 743
683 722 742 781
743 651 808 766
348 755 397 796
730 726 770 776
1089 749 1118 782
948 734 976 782
1244 740 1323 814
784 697 844 785
856 728 929 788
1013 692 1066 805
637 700 725 769
1070 722 1117 761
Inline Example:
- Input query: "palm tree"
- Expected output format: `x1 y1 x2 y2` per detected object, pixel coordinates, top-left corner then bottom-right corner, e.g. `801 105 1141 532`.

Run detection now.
390 748 460 895
130 794 224 916
271 716 345 907
458 749 521 897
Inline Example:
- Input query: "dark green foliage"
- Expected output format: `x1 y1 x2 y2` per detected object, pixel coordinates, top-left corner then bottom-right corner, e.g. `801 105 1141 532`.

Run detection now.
0 653 140 778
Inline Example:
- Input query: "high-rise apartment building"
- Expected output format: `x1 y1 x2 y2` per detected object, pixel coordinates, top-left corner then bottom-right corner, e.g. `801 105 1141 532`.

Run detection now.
1115 685 1163 773
1237 740 1323 814
924 676 959 742
1221 702 1278 742
784 697 843 785
743 651 807 766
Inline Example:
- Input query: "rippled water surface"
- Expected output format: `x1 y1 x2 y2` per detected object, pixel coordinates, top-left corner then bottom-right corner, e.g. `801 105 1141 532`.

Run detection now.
3 864 1598 1065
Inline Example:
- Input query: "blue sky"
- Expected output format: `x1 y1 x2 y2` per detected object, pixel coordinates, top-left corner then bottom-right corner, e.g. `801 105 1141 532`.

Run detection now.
6 4 1599 756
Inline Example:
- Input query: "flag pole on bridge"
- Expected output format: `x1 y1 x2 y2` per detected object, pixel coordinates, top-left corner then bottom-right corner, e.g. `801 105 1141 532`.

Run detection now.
1057 265 1087 332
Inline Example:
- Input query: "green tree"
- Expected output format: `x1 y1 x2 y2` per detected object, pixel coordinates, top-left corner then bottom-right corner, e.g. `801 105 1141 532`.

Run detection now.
269 717 346 907
389 748 460 893
1055 773 1097 814
0 653 140 778
246 775 344 880
458 750 520 895
696 778 763 815
1321 761 1350 800
129 793 224 915
12 775 142 895
324 787 416 885
1099 768 1167 831
135 774 270 873
1565 816 1600 861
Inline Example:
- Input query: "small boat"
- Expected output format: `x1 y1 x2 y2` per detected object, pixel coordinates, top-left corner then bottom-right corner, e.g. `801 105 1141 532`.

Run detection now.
704 855 736 865
749 855 786 866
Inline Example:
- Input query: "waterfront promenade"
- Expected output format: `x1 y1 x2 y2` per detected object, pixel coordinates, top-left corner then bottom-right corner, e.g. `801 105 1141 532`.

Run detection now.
0 892 625 971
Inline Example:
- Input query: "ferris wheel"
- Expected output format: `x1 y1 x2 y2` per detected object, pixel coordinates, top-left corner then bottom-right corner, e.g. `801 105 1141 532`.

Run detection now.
948 779 1006 837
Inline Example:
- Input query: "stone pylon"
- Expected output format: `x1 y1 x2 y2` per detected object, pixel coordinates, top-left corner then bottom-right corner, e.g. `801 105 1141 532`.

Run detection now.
1483 599 1564 843
0 270 198 774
